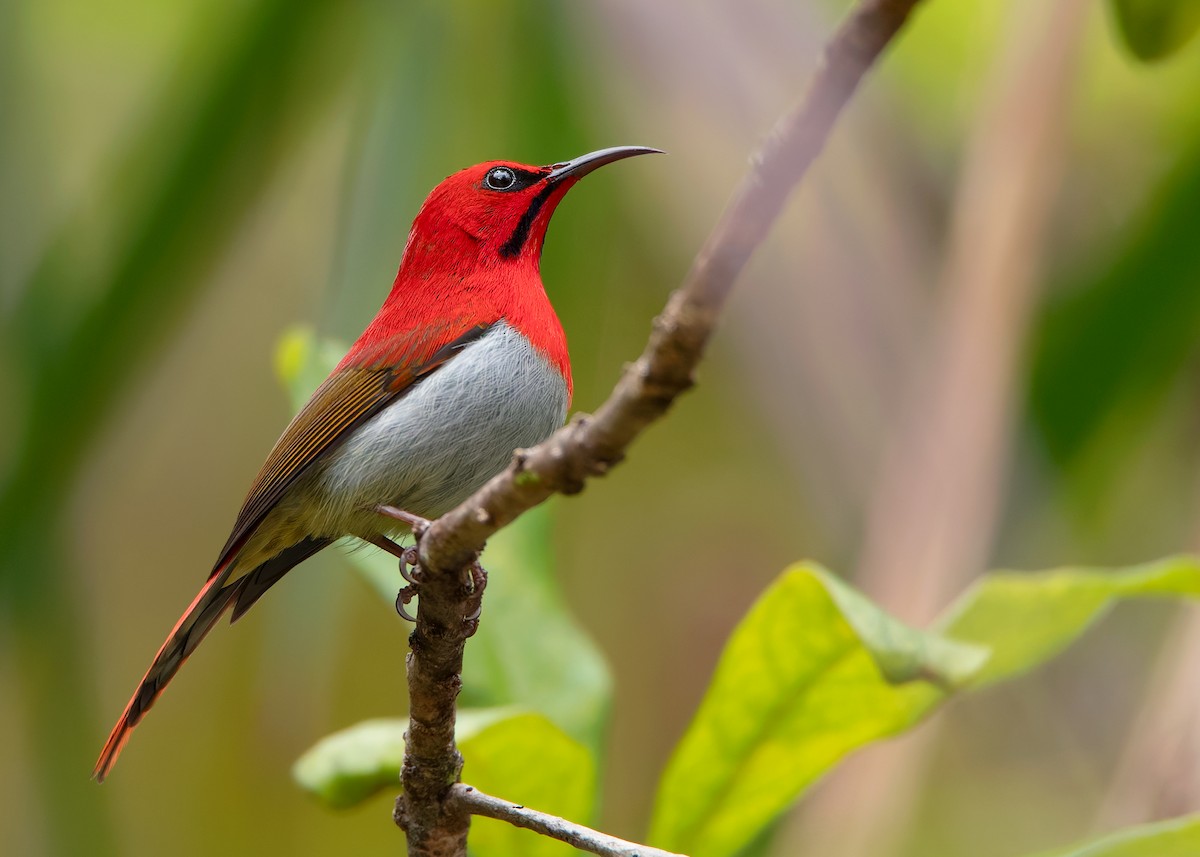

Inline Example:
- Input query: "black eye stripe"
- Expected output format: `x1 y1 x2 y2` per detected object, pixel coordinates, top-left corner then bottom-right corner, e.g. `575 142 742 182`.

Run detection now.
499 181 558 258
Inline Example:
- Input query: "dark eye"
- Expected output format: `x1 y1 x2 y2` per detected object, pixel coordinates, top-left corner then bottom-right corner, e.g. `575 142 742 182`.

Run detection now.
485 167 517 191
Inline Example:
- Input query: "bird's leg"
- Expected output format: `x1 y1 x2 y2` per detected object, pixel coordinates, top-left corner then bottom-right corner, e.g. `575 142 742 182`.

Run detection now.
370 507 435 623
375 505 430 533
366 534 421 585
373 505 485 632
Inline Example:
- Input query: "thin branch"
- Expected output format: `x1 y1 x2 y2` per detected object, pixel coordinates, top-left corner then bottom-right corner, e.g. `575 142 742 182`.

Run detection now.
449 784 687 857
395 1 926 854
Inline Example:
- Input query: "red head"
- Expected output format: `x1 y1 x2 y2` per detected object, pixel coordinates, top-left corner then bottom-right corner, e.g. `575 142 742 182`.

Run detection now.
400 146 663 276
345 147 661 391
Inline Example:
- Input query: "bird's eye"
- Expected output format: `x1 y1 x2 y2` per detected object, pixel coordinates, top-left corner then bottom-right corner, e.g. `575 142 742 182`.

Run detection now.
485 167 517 191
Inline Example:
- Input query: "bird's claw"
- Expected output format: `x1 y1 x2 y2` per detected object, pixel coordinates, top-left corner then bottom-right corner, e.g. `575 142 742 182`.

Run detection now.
394 547 424 621
390 544 486 633
400 546 422 585
395 585 418 622
462 560 488 637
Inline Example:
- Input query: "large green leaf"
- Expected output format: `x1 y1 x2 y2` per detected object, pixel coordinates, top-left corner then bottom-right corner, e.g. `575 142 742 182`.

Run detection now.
1109 0 1200 61
1034 814 1200 857
649 563 988 857
650 557 1200 857
276 329 611 750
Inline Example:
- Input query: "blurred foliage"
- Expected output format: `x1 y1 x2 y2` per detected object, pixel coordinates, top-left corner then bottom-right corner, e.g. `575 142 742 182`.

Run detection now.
937 556 1200 686
1028 140 1200 515
1109 0 1200 61
455 505 612 751
1038 815 1200 857
1 3 364 856
0 0 360 599
7 1 1200 856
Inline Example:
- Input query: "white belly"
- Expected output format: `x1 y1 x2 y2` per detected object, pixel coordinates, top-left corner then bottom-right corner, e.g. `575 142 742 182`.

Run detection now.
287 321 567 541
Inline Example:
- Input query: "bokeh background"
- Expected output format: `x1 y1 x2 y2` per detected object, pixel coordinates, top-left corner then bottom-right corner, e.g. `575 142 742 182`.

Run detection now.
4 1 1200 855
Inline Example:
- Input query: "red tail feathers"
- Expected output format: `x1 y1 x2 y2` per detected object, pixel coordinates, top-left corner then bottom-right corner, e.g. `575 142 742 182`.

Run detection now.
93 569 237 782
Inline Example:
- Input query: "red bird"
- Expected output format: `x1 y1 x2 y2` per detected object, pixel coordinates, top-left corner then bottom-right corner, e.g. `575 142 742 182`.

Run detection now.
94 146 661 781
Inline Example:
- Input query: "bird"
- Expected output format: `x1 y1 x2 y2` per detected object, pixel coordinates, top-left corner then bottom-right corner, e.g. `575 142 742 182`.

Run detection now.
93 145 661 781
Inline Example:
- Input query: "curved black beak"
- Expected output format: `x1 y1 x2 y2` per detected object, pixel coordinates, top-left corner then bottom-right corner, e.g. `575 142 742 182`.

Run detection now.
546 146 664 183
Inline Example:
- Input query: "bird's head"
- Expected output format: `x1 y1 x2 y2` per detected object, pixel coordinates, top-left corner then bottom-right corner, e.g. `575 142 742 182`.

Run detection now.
405 146 662 272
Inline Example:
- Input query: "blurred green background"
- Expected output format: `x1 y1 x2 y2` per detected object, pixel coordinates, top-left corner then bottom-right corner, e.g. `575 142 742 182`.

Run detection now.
4 0 1200 855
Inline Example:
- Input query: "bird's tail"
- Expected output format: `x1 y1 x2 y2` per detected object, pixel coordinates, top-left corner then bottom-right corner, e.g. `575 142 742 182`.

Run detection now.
92 564 241 782
94 536 334 781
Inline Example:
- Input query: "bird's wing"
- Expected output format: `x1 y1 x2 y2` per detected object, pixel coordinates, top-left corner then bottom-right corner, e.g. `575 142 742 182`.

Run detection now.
212 319 494 573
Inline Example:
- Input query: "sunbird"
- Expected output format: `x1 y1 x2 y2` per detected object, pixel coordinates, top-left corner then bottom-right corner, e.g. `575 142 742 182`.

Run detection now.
94 145 661 781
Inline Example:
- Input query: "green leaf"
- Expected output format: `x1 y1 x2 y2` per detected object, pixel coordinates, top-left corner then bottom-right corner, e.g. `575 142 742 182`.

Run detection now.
1034 814 1200 857
292 707 518 809
276 330 612 749
939 555 1200 687
650 557 1200 857
819 567 989 689
292 718 406 810
648 563 988 857
1109 0 1200 61
462 713 595 857
292 708 594 857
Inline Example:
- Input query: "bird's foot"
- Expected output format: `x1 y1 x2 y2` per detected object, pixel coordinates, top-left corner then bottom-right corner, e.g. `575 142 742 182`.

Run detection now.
400 546 421 585
371 507 484 632
366 533 422 620
395 546 426 622
369 510 430 622
462 560 488 637
393 558 484 629
366 535 423 586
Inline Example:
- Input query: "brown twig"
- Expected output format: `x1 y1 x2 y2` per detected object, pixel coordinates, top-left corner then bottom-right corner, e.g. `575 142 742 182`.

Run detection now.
394 1 926 854
448 784 687 857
